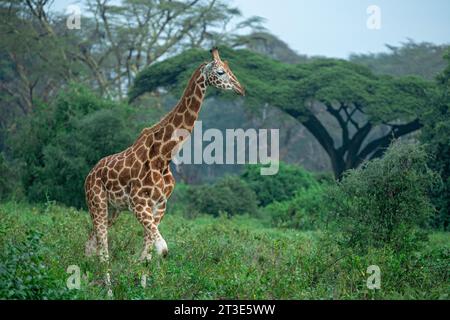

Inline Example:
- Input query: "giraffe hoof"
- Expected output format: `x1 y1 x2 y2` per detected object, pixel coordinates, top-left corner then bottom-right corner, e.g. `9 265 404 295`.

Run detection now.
155 238 168 257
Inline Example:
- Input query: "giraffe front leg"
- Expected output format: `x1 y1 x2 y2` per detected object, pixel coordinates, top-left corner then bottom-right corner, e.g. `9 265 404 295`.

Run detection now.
133 204 157 262
85 230 97 257
132 186 169 262
153 201 168 258
154 229 168 258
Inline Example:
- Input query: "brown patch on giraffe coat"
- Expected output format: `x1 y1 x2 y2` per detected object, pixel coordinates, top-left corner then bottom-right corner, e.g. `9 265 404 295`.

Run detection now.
118 167 131 186
95 168 102 179
163 125 174 141
114 159 125 172
108 169 118 180
173 113 183 127
105 180 113 190
151 157 164 171
161 141 178 158
189 98 201 113
149 143 160 159
132 195 146 206
138 162 149 180
111 181 121 192
130 160 141 177
125 154 135 167
184 111 196 127
135 145 147 162
195 86 203 99
154 129 163 141
177 101 187 113
151 171 162 183
144 135 153 147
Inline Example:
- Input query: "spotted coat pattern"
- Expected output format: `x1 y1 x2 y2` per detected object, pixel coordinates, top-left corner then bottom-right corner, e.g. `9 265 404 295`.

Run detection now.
84 48 245 264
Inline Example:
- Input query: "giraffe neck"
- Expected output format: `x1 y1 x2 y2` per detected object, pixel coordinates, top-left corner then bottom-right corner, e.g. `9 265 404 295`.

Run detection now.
168 64 208 134
132 64 209 163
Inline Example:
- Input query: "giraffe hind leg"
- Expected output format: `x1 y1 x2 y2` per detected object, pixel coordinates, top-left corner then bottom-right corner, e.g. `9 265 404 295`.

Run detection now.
85 209 120 257
108 208 121 227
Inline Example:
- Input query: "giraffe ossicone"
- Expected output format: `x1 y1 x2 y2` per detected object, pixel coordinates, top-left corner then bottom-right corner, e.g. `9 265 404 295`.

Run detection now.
84 48 245 268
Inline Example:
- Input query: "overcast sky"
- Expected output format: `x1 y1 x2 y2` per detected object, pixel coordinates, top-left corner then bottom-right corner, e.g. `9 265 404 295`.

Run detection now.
53 0 450 59
232 0 450 58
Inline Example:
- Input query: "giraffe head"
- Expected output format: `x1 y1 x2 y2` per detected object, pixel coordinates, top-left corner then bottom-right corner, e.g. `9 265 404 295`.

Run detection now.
203 47 245 96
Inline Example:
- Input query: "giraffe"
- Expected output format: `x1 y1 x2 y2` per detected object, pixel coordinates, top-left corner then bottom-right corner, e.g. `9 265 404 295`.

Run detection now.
84 47 245 266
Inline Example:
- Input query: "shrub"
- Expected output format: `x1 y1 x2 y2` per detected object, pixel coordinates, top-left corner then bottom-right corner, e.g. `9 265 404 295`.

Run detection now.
266 185 328 230
0 230 70 299
188 176 258 216
419 51 450 230
241 162 319 206
166 182 192 215
9 85 139 208
0 154 22 200
329 142 439 253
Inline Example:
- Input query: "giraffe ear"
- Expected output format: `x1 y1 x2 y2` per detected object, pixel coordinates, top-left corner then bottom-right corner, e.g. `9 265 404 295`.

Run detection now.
210 47 221 61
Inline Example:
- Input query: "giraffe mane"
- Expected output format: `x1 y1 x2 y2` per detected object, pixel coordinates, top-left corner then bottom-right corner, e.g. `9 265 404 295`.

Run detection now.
137 62 208 139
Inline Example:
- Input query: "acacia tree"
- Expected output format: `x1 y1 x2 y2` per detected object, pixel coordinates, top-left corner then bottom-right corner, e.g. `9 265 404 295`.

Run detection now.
0 0 263 115
350 40 449 80
130 47 434 178
0 0 263 150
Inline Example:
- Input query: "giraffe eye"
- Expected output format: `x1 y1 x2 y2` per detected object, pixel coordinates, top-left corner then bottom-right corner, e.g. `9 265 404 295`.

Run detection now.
217 69 225 75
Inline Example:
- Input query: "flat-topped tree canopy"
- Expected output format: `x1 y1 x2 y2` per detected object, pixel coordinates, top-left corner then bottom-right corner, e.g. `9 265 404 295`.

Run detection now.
129 47 435 178
128 47 288 106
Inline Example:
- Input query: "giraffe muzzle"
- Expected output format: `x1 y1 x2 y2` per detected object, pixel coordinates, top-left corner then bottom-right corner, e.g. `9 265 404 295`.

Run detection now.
234 84 245 96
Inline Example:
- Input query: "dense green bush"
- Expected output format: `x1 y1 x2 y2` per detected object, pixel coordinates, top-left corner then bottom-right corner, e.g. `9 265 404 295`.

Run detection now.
420 50 450 230
8 85 140 208
166 182 191 214
241 162 320 206
188 176 258 216
1 202 448 299
265 185 328 230
329 142 439 253
0 153 22 201
0 230 70 299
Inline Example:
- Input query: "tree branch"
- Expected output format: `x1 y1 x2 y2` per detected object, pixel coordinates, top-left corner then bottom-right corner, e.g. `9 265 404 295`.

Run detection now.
356 119 422 166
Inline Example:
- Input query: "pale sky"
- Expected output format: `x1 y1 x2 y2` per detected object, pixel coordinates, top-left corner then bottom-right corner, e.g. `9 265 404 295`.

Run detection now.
53 0 450 58
232 0 450 58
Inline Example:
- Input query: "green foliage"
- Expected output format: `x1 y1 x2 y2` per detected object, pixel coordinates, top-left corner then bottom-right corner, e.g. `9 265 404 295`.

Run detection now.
329 142 439 253
420 49 450 230
0 153 21 200
266 185 327 230
130 47 434 178
129 46 288 108
350 41 449 80
166 182 191 214
131 46 433 123
188 176 258 216
0 230 70 299
241 162 319 206
0 202 448 299
8 84 139 208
